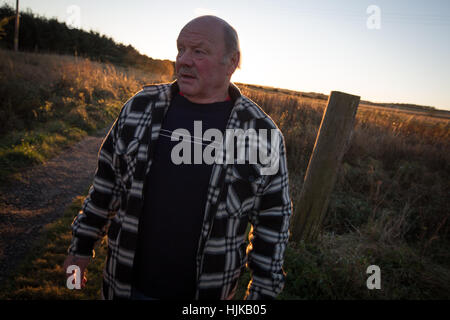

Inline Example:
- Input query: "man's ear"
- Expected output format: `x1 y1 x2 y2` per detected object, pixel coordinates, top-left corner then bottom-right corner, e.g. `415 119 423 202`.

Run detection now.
227 51 240 76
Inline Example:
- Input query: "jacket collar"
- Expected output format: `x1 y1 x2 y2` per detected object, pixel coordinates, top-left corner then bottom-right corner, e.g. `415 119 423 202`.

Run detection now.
167 80 242 105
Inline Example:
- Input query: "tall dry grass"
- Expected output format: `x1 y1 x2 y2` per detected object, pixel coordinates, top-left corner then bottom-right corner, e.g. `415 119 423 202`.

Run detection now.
238 84 449 256
0 48 171 134
0 49 172 180
237 84 449 298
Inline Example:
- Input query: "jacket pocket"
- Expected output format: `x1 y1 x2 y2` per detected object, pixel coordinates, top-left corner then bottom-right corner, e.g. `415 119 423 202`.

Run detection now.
225 164 262 218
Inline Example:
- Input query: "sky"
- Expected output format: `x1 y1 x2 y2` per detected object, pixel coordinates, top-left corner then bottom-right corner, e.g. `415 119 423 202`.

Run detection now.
3 0 450 110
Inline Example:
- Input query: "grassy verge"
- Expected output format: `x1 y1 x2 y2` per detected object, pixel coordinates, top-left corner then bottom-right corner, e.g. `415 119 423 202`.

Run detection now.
280 234 450 299
0 102 119 182
0 195 106 299
0 48 171 182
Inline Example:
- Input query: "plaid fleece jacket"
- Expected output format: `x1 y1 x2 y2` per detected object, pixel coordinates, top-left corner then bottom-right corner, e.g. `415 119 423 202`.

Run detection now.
68 81 293 300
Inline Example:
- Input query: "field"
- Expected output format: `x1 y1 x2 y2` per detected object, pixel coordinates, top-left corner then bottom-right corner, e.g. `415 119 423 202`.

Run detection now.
236 84 450 298
0 49 449 299
0 48 171 181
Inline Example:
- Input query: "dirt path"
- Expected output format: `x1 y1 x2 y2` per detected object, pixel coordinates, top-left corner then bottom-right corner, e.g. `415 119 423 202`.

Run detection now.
0 125 111 286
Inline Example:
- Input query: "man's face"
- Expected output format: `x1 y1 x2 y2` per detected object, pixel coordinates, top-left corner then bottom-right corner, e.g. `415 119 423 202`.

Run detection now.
176 21 232 103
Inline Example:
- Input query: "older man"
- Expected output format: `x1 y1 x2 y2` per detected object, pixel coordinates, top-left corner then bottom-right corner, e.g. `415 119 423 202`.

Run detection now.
64 15 292 300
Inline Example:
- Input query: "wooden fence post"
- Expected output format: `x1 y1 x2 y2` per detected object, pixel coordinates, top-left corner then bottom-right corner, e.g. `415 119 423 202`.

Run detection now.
291 91 360 243
14 0 20 52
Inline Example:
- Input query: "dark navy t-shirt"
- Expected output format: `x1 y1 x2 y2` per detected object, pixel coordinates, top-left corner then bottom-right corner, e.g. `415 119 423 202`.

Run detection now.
132 93 233 299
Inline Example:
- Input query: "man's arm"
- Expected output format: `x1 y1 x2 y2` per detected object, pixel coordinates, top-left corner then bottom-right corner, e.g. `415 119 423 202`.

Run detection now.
67 116 122 259
244 129 293 300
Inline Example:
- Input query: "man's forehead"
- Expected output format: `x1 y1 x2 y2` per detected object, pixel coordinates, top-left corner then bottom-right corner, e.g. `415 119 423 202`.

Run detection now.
177 38 209 47
177 30 220 47
178 19 224 45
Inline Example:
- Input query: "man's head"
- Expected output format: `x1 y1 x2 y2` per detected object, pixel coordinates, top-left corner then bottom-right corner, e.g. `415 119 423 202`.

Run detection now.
176 15 240 103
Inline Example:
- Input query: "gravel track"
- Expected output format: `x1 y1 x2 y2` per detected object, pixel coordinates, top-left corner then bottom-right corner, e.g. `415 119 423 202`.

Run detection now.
0 125 111 287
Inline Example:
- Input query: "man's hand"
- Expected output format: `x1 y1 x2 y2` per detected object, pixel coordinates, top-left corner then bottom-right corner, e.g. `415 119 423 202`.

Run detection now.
63 255 91 289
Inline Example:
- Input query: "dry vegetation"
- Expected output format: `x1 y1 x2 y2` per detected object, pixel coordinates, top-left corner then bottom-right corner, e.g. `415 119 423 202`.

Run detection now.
0 48 171 181
235 84 449 299
0 50 449 299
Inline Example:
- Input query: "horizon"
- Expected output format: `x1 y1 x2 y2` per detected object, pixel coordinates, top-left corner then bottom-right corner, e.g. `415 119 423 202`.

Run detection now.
2 0 450 111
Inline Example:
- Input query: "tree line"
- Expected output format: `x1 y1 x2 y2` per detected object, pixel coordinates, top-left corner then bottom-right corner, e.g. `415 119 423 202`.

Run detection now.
0 4 174 77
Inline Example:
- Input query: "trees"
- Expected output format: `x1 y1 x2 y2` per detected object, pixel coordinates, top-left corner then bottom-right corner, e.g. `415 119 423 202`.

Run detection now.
0 4 174 77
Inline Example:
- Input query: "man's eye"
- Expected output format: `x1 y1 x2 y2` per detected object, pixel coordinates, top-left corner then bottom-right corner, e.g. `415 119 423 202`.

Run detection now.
194 49 205 54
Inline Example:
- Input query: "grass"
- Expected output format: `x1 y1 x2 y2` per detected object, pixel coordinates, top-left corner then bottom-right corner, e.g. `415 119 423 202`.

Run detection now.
0 50 449 299
239 85 449 247
0 48 172 182
0 195 106 299
236 85 449 299
2 194 447 299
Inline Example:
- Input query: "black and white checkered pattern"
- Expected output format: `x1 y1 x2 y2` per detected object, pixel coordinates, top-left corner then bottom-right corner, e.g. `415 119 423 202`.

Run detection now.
68 81 293 300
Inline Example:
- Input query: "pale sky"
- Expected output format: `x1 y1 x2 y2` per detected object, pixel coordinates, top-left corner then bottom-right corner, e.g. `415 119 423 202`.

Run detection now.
3 0 450 110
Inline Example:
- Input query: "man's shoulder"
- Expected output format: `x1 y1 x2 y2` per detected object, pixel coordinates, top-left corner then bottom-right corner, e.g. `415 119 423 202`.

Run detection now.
120 82 172 116
142 82 172 96
238 94 280 131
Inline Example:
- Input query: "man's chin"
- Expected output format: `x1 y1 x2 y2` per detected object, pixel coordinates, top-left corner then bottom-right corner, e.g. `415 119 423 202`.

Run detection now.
177 82 197 95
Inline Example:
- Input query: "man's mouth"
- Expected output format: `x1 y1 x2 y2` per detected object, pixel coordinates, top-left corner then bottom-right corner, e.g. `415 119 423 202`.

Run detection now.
179 73 196 79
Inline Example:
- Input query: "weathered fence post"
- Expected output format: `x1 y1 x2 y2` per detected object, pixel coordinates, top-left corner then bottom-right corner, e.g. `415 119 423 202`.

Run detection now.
291 91 360 243
14 0 20 52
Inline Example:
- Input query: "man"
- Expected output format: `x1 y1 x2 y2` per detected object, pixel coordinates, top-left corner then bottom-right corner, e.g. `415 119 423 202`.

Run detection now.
63 15 292 300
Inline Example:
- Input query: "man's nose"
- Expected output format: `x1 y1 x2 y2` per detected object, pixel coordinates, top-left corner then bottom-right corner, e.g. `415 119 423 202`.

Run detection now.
177 50 193 66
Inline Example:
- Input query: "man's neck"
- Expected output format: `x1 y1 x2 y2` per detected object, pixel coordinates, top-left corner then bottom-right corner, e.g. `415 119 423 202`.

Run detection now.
180 91 230 104
181 85 230 104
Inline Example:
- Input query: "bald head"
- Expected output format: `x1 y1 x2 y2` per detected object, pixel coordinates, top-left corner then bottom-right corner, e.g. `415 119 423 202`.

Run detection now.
175 15 240 103
180 15 241 68
182 15 227 30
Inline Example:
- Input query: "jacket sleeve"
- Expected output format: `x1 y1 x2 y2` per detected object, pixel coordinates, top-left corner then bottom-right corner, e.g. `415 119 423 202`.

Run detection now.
244 129 293 300
67 116 122 258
